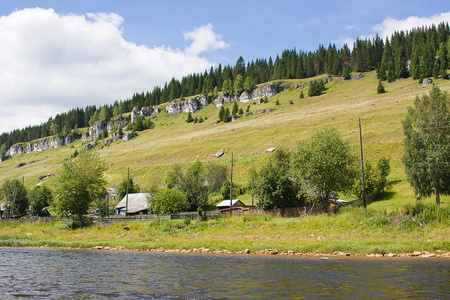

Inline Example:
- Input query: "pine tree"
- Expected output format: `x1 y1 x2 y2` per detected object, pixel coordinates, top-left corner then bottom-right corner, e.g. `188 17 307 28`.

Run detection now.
218 106 225 121
186 112 194 123
433 61 440 79
223 108 231 123
244 76 254 91
377 80 386 94
441 68 448 80
421 43 434 78
232 101 239 116
134 117 144 131
342 67 351 79
439 42 448 70
387 63 395 83
234 74 244 96
395 46 408 79
410 44 421 79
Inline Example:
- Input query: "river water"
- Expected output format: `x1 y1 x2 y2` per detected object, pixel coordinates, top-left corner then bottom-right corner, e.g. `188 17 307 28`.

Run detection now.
0 247 448 299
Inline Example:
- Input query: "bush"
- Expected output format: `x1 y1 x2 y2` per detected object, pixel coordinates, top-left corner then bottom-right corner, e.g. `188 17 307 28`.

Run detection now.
403 202 450 224
153 188 188 215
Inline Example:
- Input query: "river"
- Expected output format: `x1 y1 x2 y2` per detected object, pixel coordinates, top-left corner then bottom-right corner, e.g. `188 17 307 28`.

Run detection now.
0 247 448 299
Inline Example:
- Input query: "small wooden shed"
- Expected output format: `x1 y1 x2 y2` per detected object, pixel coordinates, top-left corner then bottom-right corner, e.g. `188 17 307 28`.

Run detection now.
216 199 248 214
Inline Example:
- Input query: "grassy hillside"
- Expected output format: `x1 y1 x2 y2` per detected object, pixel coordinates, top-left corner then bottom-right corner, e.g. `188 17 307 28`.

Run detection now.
1 71 450 209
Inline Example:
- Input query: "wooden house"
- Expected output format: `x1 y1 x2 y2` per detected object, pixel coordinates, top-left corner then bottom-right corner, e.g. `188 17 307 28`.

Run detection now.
216 199 249 214
115 193 151 215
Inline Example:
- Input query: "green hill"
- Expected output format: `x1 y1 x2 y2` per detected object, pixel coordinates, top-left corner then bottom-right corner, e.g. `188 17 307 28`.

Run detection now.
1 71 450 209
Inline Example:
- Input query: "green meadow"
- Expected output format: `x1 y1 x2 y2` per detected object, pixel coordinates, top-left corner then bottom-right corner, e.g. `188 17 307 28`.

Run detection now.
0 71 449 254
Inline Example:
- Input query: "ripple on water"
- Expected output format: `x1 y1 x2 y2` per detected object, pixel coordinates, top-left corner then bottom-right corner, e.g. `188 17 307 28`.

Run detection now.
0 247 449 299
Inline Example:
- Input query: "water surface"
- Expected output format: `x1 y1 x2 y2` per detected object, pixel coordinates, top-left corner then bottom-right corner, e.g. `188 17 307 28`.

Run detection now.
0 247 448 299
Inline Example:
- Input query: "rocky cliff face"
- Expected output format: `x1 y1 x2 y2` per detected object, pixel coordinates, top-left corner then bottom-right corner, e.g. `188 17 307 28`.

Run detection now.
165 84 278 114
6 134 80 158
88 120 127 141
165 95 210 115
131 106 160 123
214 84 277 108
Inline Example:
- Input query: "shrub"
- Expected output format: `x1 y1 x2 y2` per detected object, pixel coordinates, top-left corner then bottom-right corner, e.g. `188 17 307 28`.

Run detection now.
153 188 188 215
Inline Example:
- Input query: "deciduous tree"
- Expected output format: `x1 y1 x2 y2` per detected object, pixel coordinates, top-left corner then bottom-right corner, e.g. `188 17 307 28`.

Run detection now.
165 162 209 211
29 185 53 216
291 128 356 208
152 188 188 215
402 86 450 205
55 151 106 222
116 177 140 201
0 179 29 216
255 149 300 209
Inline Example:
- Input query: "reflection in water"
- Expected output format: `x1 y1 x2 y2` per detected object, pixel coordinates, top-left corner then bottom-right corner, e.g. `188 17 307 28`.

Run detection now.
0 247 449 299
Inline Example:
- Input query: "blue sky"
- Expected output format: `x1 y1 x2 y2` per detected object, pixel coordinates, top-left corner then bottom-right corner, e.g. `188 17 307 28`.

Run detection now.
1 0 450 133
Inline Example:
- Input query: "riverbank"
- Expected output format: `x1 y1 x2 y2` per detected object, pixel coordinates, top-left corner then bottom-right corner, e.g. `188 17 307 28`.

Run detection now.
1 204 449 256
21 244 450 259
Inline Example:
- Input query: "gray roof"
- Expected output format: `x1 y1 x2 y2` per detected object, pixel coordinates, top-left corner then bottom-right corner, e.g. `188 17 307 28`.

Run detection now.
216 199 244 208
115 193 151 214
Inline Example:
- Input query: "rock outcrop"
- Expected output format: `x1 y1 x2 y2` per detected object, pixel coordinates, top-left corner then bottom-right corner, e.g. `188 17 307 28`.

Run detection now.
422 78 433 87
214 84 277 108
6 134 80 158
164 84 279 114
166 95 210 115
88 120 127 141
131 106 161 122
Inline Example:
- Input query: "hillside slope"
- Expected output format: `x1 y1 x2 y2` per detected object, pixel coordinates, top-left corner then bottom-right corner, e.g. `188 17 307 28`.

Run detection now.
1 71 450 209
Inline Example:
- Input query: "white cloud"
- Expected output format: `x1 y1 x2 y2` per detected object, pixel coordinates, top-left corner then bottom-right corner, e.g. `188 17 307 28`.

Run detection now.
344 24 359 30
0 8 224 133
333 36 356 49
184 23 229 56
373 12 450 38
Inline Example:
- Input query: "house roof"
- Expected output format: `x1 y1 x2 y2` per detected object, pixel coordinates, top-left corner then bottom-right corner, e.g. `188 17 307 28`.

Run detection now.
216 199 244 208
115 193 151 214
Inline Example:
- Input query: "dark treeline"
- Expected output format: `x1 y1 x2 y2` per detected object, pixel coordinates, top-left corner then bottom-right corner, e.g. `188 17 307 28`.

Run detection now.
1 22 449 158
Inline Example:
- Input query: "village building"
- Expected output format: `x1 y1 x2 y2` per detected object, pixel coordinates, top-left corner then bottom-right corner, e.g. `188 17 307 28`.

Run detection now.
115 193 151 215
216 199 250 214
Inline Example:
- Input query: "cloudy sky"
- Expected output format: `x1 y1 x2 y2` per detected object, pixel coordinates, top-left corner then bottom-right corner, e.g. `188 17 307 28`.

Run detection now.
1 0 450 134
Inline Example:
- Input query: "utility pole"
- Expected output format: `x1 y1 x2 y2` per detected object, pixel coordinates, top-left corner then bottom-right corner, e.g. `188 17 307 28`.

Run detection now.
359 118 367 209
9 180 17 219
251 177 254 209
230 152 233 216
125 167 129 216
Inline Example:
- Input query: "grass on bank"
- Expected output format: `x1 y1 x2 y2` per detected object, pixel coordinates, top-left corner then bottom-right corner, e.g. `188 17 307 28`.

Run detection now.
1 202 448 255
